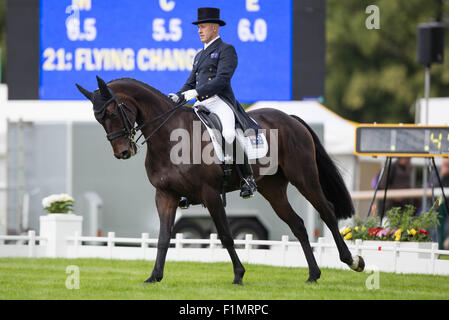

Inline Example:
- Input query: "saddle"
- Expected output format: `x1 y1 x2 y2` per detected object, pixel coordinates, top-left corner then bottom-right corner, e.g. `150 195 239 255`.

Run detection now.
193 104 267 206
194 105 268 163
196 105 222 132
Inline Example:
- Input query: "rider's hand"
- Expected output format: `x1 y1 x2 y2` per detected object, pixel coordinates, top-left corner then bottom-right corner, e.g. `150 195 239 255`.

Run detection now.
168 93 180 103
182 89 198 102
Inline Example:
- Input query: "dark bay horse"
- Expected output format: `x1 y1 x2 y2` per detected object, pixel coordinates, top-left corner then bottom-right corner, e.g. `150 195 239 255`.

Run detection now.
76 76 364 284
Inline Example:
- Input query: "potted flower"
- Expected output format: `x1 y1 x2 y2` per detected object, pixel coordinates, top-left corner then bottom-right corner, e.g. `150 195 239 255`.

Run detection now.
340 205 439 242
42 193 75 214
339 204 439 260
39 193 82 258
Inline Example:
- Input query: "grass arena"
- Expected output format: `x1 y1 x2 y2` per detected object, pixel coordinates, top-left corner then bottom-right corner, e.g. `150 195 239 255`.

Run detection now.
2 0 449 307
1 258 449 300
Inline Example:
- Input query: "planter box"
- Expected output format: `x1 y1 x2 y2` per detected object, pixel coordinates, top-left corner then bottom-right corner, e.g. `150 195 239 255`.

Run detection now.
357 240 433 259
318 238 436 273
39 213 83 258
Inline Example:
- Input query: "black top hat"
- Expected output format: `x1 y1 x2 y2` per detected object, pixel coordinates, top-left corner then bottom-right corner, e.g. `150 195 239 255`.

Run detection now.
192 7 226 26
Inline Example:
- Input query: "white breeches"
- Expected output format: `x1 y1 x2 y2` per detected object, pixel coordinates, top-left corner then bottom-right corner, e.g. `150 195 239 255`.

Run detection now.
194 95 236 144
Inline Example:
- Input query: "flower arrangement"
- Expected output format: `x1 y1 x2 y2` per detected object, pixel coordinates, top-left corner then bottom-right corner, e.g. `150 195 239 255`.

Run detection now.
340 204 439 242
42 194 74 214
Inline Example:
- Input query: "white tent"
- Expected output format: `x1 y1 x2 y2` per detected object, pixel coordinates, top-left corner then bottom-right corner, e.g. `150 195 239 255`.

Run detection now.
0 97 93 234
415 97 449 125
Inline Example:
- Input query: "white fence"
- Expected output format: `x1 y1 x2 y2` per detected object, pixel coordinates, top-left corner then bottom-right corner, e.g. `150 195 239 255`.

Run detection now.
1 230 449 276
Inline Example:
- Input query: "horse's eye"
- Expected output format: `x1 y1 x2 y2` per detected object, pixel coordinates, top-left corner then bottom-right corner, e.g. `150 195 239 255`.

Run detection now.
107 112 119 120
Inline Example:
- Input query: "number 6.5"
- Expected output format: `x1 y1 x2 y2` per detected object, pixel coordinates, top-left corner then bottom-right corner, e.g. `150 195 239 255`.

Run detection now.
65 5 97 41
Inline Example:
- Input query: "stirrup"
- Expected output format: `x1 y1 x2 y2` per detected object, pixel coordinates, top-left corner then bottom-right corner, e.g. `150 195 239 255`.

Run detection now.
240 176 257 199
178 197 190 209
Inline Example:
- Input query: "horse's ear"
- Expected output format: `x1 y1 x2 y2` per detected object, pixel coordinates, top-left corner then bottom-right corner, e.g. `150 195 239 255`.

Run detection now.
75 84 94 102
96 75 112 99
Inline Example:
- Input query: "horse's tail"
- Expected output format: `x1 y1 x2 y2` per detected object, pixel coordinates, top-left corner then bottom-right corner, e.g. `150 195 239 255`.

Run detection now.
290 115 355 220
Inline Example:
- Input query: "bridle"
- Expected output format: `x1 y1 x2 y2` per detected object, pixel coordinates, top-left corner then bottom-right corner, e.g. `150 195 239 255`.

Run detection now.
100 93 187 146
102 95 137 142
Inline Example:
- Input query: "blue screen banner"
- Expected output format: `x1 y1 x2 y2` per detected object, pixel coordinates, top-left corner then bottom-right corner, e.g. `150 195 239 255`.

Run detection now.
40 0 292 102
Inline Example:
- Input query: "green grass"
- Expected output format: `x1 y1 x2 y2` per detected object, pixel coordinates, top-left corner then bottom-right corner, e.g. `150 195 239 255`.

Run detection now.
0 258 448 300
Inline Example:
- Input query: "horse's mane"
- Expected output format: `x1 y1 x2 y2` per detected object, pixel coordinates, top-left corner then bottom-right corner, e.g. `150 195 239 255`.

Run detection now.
107 77 193 113
107 77 174 106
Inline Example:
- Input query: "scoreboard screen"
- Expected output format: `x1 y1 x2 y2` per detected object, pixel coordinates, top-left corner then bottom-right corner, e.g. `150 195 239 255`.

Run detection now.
355 125 449 157
39 0 292 102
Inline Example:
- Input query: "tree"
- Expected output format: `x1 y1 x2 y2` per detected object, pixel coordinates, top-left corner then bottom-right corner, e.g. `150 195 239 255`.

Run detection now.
326 0 449 123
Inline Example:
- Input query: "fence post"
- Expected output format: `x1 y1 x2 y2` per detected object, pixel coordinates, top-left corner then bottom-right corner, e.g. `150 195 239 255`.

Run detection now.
27 230 35 258
107 232 115 259
431 243 438 275
245 234 253 263
317 237 325 266
355 239 362 257
281 235 289 267
73 230 81 258
176 233 183 260
393 241 400 273
141 233 149 260
210 233 218 262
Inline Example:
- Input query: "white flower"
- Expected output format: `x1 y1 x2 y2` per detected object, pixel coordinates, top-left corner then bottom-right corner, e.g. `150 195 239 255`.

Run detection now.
42 193 74 209
60 194 74 202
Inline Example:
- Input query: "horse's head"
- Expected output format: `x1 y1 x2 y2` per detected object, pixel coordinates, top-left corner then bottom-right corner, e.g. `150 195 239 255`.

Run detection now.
76 76 138 160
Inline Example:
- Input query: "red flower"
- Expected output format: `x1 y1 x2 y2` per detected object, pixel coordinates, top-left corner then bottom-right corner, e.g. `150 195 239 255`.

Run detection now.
418 229 429 235
368 227 383 236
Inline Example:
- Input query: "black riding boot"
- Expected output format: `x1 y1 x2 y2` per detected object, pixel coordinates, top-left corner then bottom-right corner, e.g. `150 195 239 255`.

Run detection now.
237 160 257 199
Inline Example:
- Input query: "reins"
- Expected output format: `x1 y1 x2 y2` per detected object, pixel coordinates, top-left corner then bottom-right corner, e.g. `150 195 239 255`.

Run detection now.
134 99 188 145
105 94 188 146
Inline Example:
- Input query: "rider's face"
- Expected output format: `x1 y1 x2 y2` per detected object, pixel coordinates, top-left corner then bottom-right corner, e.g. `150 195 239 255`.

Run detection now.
197 23 218 44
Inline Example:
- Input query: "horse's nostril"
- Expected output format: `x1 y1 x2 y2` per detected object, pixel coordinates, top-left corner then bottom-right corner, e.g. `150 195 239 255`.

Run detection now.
121 150 131 159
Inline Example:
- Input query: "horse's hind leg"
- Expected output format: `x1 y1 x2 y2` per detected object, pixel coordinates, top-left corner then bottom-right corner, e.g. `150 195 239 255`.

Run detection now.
203 188 245 285
285 165 362 271
258 174 321 282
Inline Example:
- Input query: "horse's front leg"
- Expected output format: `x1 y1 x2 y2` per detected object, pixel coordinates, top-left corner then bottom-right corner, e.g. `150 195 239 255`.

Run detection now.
143 189 178 284
204 189 245 285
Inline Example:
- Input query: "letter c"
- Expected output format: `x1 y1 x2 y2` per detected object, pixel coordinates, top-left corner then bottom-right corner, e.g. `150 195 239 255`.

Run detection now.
262 305 269 315
159 0 175 12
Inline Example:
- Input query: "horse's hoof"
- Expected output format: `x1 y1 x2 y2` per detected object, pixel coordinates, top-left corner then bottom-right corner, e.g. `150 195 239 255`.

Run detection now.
306 277 319 284
349 255 365 272
232 279 243 285
142 276 162 285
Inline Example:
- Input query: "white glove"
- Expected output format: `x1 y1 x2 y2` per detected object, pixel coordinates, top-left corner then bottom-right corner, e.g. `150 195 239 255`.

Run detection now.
168 93 180 103
182 89 198 102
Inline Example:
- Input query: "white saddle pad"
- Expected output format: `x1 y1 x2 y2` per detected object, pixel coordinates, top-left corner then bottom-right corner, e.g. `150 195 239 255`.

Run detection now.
235 128 269 160
194 107 268 162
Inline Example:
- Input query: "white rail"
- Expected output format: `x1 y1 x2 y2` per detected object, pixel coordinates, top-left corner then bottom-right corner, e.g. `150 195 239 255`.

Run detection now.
1 231 448 275
0 230 46 258
350 187 449 201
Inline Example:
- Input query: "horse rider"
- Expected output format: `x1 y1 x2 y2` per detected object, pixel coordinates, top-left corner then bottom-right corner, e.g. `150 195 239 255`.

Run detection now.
169 7 259 204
